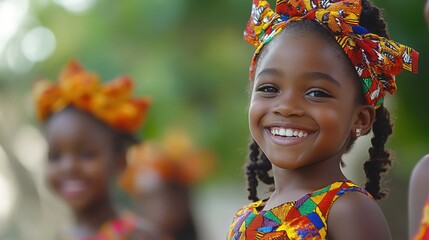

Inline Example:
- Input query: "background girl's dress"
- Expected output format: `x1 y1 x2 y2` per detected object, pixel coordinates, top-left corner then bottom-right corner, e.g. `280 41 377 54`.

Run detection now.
227 181 370 240
57 212 139 240
414 197 429 240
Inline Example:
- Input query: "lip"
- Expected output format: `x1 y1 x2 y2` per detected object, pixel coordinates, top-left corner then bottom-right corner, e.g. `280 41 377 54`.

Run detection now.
57 179 88 199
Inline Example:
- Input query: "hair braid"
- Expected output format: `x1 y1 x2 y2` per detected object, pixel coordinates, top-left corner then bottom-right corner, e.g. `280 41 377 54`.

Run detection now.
364 106 393 199
357 0 393 200
245 140 274 201
246 140 260 202
257 153 274 185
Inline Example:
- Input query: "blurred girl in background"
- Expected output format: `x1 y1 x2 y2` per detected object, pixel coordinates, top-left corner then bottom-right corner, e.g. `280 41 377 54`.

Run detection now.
33 60 157 239
120 130 215 240
408 2 429 239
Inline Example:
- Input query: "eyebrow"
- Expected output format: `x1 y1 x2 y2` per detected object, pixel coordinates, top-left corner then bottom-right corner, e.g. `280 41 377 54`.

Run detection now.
305 72 341 88
256 68 284 79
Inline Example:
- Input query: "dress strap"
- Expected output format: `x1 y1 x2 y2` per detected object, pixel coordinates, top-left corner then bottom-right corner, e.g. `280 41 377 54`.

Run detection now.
312 181 371 221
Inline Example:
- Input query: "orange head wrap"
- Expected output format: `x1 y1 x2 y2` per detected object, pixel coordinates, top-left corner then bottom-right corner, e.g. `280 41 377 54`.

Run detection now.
120 130 216 195
33 60 150 134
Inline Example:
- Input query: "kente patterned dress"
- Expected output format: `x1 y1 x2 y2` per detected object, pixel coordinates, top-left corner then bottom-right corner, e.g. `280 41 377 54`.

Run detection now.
227 181 371 240
414 196 429 240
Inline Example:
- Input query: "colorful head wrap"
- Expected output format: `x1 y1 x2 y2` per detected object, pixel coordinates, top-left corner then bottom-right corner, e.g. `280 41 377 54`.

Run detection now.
120 130 216 195
245 0 419 108
33 60 150 134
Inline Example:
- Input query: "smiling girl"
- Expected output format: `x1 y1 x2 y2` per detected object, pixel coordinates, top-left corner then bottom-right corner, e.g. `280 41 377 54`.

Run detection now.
33 60 154 239
227 0 419 239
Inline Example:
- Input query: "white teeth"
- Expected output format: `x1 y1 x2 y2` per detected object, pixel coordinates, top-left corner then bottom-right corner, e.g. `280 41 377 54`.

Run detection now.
270 128 309 138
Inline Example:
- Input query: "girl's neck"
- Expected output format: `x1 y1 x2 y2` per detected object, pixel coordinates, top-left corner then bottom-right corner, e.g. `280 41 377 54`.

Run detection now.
268 158 346 205
72 199 118 237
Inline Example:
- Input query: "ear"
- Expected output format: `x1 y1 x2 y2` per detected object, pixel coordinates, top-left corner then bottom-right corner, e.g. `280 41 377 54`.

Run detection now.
352 104 375 138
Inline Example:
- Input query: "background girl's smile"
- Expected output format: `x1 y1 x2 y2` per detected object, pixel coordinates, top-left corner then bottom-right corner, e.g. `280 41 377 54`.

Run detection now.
56 179 88 200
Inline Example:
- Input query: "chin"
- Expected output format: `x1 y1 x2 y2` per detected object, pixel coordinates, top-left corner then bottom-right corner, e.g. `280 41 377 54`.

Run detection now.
271 161 303 170
66 200 92 213
268 156 303 170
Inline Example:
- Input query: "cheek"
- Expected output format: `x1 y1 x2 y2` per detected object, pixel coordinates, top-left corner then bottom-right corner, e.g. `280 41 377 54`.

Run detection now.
248 100 263 136
315 106 353 136
82 157 112 182
46 163 59 190
318 109 341 127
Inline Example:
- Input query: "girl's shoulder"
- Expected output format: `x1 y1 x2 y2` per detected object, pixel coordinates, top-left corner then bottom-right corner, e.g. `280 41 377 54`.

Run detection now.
411 154 429 185
327 188 391 240
409 154 429 238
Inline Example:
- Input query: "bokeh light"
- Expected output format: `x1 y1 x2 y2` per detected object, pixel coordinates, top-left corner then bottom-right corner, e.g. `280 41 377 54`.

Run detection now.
0 0 29 55
22 27 56 63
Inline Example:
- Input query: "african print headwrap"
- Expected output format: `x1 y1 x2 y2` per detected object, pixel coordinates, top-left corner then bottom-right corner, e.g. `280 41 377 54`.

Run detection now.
33 60 150 134
244 0 419 108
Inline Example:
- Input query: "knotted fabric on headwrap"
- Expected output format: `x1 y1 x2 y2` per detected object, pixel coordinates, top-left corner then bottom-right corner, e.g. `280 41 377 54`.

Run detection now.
244 0 419 108
33 60 150 134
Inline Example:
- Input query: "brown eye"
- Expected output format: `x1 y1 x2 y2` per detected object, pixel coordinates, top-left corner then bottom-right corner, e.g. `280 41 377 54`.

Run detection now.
306 89 332 98
257 85 278 93
48 151 60 162
79 150 97 160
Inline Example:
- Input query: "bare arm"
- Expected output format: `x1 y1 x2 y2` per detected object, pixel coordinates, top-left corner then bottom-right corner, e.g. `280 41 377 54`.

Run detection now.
409 154 429 239
327 192 391 240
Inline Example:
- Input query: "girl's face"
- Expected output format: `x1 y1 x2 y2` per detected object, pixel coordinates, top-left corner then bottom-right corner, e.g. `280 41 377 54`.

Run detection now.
45 109 120 212
249 30 365 170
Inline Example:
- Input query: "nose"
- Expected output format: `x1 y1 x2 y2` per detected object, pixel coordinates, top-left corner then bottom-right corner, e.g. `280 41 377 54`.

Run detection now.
272 91 304 117
58 154 79 173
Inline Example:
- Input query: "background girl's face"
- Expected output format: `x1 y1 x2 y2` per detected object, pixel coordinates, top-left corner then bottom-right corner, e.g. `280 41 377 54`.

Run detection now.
249 30 362 170
45 109 119 212
426 0 429 27
136 183 191 236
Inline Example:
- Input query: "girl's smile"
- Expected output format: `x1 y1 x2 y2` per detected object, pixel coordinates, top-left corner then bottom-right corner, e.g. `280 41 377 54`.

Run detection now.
264 125 314 146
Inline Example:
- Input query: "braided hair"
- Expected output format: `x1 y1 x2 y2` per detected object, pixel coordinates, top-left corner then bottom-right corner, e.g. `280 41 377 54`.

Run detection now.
245 0 393 201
